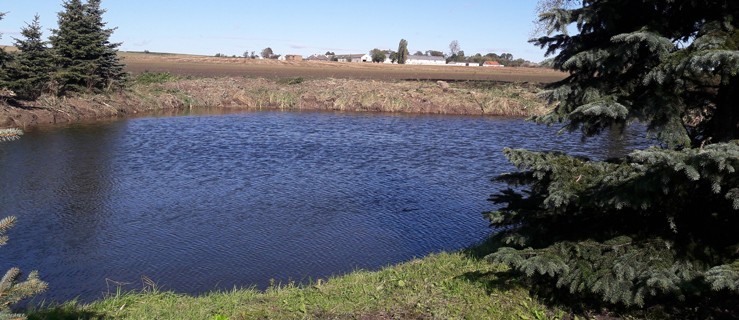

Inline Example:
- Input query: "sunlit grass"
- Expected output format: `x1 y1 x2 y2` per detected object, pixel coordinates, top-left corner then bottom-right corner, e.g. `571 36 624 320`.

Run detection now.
28 250 562 319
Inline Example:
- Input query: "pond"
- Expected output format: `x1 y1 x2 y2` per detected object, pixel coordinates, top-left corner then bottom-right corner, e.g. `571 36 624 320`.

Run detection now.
0 111 650 304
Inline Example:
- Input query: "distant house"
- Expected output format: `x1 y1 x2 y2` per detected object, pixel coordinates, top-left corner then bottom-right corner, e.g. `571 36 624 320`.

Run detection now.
334 54 370 63
483 60 504 67
285 54 303 61
405 55 446 65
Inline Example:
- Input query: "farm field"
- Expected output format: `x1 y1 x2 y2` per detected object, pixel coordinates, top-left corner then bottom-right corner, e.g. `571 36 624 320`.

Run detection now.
120 51 567 83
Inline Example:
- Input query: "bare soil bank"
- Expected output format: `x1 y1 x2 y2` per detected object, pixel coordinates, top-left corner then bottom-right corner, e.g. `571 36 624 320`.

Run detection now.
0 77 549 129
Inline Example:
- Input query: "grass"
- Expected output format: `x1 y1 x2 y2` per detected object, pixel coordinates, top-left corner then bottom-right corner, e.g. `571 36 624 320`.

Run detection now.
134 72 179 85
26 248 564 319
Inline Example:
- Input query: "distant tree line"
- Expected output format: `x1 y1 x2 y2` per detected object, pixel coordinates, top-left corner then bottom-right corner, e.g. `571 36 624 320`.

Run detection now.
0 0 126 101
365 39 536 66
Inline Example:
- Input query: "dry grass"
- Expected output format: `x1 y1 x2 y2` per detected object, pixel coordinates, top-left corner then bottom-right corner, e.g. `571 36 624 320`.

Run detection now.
0 45 18 53
135 77 550 117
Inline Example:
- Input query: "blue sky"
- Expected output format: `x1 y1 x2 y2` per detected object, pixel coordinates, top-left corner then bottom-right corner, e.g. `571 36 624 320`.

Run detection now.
1 1 550 62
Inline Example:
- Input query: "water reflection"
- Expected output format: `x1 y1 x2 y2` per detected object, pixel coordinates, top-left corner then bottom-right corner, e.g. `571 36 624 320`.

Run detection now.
0 111 651 304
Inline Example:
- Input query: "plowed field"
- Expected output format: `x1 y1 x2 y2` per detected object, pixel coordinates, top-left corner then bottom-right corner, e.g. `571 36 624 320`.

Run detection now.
121 52 566 83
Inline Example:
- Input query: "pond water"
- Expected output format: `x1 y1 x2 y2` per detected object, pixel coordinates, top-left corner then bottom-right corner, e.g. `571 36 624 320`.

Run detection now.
0 111 650 304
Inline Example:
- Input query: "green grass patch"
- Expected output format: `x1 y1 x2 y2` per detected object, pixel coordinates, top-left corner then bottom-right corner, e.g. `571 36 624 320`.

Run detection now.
27 250 562 319
134 72 178 85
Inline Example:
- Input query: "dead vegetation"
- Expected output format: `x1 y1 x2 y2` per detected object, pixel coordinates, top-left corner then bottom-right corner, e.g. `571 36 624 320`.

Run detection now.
143 77 549 116
0 77 549 129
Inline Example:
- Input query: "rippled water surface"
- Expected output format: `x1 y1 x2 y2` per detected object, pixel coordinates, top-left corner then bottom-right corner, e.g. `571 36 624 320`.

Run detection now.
0 111 649 303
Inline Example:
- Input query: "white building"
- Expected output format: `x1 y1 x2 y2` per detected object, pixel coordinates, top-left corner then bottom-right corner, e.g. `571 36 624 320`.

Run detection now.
448 62 480 67
335 54 370 63
405 55 446 65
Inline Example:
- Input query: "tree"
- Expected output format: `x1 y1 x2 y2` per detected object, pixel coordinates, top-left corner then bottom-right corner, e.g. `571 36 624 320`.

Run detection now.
447 50 465 63
413 50 424 56
388 51 398 63
449 40 461 56
325 51 335 56
84 0 126 91
0 12 13 93
49 0 125 95
261 47 273 59
397 39 409 64
486 0 739 314
369 49 386 63
8 15 54 100
425 50 444 57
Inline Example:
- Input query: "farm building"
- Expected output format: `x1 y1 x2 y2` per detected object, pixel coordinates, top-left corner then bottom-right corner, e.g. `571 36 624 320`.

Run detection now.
483 60 504 67
334 54 370 63
405 55 446 65
285 55 303 61
449 62 480 67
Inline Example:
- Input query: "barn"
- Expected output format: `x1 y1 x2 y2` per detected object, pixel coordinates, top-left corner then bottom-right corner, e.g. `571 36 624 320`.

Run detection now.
405 55 446 65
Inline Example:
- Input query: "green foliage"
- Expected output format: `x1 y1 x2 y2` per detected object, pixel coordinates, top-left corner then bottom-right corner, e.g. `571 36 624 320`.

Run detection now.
388 51 398 63
369 49 386 63
487 143 739 306
0 12 12 90
487 0 739 314
49 0 126 95
134 72 177 85
531 0 739 147
397 39 409 64
6 15 54 100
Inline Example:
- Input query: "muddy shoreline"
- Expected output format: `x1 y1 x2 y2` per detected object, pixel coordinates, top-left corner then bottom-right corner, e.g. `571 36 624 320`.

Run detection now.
0 77 548 130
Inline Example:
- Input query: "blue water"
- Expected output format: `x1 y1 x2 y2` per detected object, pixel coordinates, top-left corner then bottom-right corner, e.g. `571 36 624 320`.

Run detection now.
0 111 649 304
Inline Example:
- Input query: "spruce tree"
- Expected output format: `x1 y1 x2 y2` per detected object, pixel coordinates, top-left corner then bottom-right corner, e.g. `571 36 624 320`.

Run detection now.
8 15 54 100
48 0 88 94
0 12 13 96
83 0 126 91
49 0 125 95
486 0 739 313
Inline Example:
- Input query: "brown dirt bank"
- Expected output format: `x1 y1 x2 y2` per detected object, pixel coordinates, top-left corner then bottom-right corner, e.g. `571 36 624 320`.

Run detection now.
0 77 549 129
